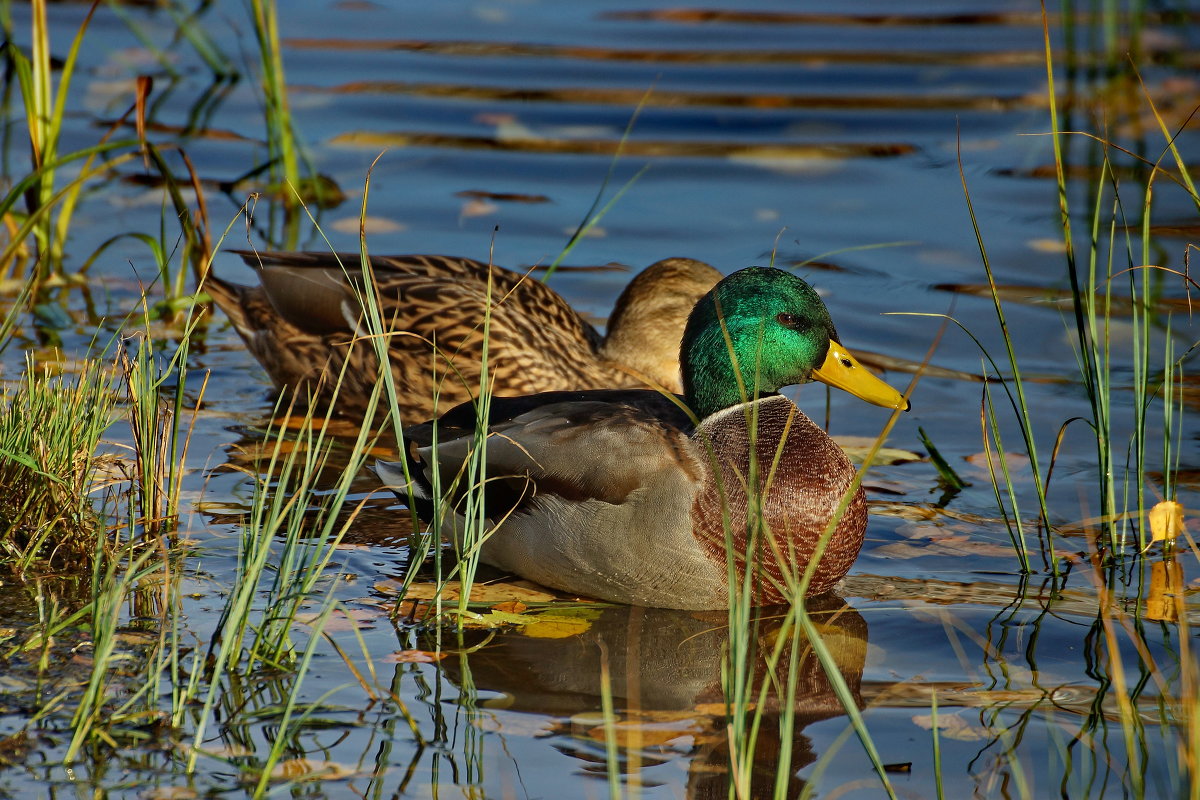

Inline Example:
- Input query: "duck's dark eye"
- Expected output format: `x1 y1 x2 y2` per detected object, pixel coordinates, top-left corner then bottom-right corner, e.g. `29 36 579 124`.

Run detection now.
776 313 799 328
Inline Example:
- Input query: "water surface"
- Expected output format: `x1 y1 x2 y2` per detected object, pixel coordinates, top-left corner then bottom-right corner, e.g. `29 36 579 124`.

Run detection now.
1 0 1197 797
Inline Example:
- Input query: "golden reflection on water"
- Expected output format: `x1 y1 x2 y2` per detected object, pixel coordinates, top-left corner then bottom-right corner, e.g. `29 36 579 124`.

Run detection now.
433 596 867 797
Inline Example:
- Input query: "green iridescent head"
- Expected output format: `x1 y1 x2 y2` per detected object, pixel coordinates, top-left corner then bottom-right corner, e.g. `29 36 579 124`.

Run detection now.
680 267 906 419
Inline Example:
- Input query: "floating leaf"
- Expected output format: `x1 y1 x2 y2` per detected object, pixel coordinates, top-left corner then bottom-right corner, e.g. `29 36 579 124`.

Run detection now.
268 758 361 782
834 437 924 466
491 600 527 614
1027 237 1069 253
466 606 601 636
375 579 556 604
330 215 405 234
382 649 446 664
912 712 989 741
1148 500 1184 544
522 607 602 639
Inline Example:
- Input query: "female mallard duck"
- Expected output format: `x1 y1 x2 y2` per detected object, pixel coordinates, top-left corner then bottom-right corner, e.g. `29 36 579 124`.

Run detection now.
205 251 722 422
377 267 908 610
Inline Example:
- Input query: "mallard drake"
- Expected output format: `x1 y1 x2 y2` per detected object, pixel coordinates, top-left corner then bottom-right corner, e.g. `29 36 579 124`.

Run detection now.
377 267 907 610
205 251 722 421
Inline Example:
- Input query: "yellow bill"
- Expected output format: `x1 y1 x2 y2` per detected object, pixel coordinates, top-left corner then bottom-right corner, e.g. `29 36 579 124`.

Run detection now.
812 341 909 410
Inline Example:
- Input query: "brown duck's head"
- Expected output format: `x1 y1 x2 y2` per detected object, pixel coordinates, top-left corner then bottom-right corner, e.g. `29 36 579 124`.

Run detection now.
599 258 723 392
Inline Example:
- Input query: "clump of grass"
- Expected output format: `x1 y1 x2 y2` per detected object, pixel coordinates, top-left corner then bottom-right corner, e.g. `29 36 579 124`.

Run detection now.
117 306 208 537
906 7 1200 798
0 299 209 761
0 354 118 576
305 167 503 627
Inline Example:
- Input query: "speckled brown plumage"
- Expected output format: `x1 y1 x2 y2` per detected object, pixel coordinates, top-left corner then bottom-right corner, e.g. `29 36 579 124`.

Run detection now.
205 251 720 422
373 266 906 610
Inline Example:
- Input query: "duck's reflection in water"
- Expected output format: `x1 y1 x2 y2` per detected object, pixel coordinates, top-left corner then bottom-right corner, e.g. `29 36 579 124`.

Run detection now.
429 593 867 799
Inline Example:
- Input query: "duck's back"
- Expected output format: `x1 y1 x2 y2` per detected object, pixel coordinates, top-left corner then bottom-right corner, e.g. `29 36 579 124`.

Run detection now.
207 251 637 419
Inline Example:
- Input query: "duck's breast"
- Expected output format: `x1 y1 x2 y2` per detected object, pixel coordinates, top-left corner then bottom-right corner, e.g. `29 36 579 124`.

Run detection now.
690 395 866 603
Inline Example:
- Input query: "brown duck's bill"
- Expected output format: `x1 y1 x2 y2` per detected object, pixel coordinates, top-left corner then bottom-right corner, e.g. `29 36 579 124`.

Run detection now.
812 341 910 411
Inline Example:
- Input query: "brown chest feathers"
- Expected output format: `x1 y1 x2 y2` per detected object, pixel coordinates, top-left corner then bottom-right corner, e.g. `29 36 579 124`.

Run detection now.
690 395 866 604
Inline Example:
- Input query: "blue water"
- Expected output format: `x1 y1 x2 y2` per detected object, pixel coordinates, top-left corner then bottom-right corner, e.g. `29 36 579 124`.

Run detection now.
0 0 1197 797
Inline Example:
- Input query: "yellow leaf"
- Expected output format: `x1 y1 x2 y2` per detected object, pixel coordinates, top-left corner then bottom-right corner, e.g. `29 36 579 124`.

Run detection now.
375 579 556 604
522 608 602 639
269 758 360 782
1149 500 1184 544
382 649 446 664
522 617 591 639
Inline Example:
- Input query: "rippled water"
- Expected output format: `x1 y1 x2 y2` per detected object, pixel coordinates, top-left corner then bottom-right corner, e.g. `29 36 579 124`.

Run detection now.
1 0 1198 797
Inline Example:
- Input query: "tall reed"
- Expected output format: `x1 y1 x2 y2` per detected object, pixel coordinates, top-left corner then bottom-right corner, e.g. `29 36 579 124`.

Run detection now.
6 0 140 280
708 325 904 800
343 168 502 625
185 379 381 775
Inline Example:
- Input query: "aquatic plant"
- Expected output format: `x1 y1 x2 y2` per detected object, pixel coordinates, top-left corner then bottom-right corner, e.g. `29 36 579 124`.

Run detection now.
0 354 117 575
